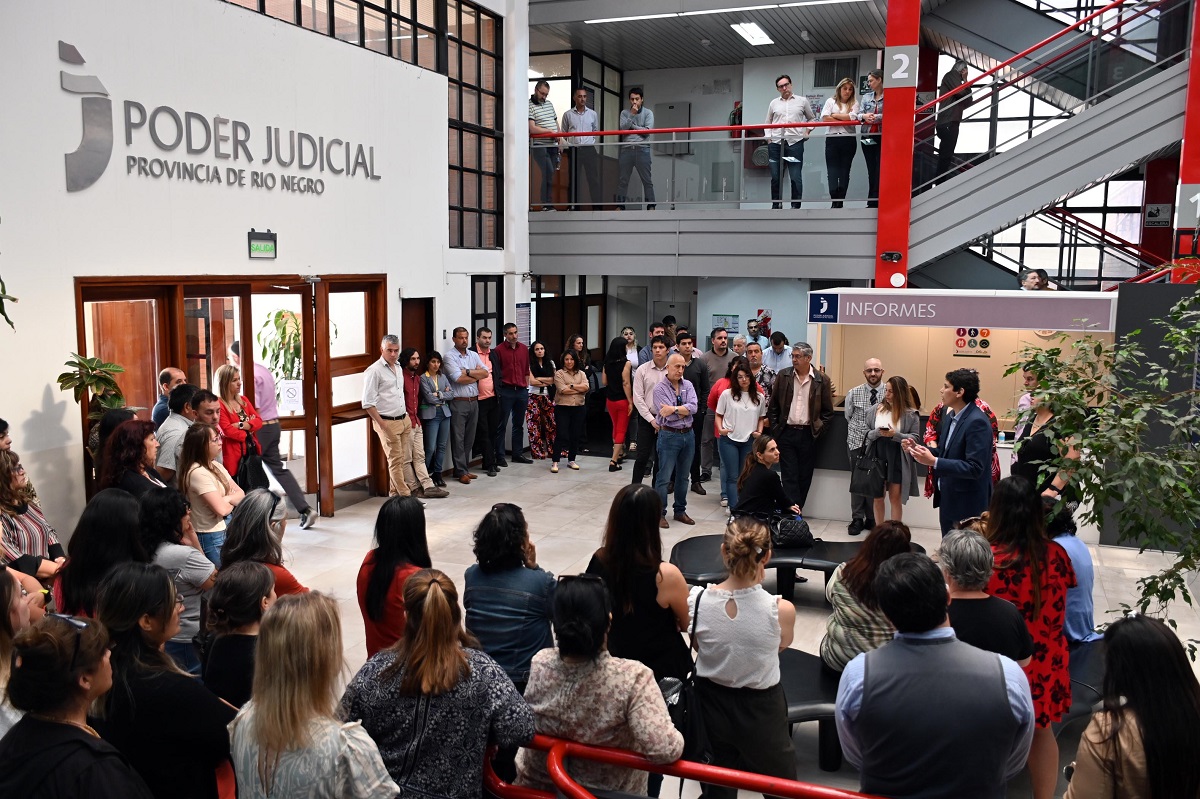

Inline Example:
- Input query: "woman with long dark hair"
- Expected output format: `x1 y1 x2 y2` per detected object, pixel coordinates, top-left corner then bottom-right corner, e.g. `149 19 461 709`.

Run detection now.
1064 614 1200 798
715 363 767 510
732 435 799 519
516 575 683 795
526 341 557 460
985 475 1076 799
98 419 169 497
139 488 217 675
55 488 149 617
222 488 308 596
203 561 276 708
602 336 634 471
857 68 885 207
551 350 588 473
0 567 33 736
864 375 921 524
91 408 137 480
418 350 452 487
340 569 534 797
178 422 244 566
94 562 236 799
819 520 912 671
0 613 154 797
0 450 65 580
229 592 398 799
356 496 432 657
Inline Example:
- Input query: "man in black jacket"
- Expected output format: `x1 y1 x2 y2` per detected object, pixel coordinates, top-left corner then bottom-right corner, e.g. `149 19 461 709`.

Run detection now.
766 342 834 513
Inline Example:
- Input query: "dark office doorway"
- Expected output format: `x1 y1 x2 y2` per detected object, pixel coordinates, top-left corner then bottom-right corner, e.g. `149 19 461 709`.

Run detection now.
401 297 435 356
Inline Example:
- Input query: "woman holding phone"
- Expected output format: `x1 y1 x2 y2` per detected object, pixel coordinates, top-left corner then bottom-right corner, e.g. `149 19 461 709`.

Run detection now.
864 376 920 523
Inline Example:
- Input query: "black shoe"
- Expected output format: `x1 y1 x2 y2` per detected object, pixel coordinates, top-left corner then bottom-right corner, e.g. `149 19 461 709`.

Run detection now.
432 474 446 488
864 518 877 532
487 468 498 477
691 482 707 496
647 204 656 210
699 472 712 483
512 455 533 464
496 459 509 468
848 519 865 536
772 203 783 210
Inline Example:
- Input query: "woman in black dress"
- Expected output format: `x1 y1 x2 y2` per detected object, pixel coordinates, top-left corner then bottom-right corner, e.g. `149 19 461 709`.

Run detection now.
98 420 169 498
732 435 800 520
1011 395 1079 504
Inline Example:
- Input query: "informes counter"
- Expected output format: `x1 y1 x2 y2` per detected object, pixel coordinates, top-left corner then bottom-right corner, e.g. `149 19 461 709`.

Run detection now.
790 288 1115 528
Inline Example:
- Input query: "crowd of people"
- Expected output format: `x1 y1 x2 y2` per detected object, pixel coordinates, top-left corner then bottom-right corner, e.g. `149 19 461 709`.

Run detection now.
2 322 1199 799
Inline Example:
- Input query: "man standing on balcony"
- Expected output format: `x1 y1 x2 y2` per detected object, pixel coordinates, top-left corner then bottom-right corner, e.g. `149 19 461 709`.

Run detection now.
528 80 560 211
765 74 816 209
616 87 656 210
561 87 600 210
936 60 974 180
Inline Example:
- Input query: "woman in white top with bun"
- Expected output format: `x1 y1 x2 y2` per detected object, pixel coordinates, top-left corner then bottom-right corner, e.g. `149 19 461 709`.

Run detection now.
690 518 796 797
714 363 767 510
864 375 921 523
822 77 860 208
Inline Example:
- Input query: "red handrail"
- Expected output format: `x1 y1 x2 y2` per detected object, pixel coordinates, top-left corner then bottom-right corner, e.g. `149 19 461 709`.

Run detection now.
530 120 857 140
1044 208 1167 266
916 0 1154 115
484 734 883 799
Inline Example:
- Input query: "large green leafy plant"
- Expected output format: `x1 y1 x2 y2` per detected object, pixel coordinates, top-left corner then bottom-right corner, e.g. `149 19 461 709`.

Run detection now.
57 353 130 420
1007 294 1200 644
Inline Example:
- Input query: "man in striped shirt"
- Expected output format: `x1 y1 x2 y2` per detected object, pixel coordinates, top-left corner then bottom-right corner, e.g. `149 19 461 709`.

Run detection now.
528 80 560 210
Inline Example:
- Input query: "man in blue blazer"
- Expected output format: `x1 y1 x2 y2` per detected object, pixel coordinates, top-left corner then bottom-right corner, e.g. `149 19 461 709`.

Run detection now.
904 369 993 535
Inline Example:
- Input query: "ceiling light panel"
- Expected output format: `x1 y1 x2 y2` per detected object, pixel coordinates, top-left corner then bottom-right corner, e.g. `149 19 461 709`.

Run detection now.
731 21 774 45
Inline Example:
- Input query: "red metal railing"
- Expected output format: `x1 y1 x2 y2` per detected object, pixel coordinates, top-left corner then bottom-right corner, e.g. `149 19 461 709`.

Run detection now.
1103 262 1200 289
483 734 881 799
530 120 857 141
1044 208 1167 267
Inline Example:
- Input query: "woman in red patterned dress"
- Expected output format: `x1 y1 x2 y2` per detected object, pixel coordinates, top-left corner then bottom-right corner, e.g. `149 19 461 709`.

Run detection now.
985 475 1076 799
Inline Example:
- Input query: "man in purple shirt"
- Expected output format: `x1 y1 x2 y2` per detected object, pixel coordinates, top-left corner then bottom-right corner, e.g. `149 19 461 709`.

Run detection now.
653 353 698 528
229 342 315 529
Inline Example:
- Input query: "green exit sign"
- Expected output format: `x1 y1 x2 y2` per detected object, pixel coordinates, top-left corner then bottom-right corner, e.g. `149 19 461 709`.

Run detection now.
248 229 277 259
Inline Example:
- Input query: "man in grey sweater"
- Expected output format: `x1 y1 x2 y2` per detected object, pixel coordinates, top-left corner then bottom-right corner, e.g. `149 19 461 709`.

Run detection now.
616 87 655 210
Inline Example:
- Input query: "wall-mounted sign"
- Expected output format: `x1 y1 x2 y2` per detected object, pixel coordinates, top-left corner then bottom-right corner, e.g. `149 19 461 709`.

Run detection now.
1144 203 1172 228
808 290 1117 332
711 314 739 334
248 229 277 259
953 326 992 358
277 379 304 413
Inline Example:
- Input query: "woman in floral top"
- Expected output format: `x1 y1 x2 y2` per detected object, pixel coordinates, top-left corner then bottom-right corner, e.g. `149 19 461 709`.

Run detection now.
517 575 683 795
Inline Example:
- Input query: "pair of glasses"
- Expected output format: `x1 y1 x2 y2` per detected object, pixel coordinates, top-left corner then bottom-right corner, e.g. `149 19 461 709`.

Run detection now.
557 573 605 586
48 613 88 672
777 82 791 88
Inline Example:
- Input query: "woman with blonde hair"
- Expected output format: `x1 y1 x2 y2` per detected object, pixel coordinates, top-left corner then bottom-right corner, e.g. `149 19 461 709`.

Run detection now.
855 69 885 207
864 375 921 524
341 569 534 797
178 422 244 567
215 363 264 478
228 592 398 799
691 518 797 796
822 77 860 208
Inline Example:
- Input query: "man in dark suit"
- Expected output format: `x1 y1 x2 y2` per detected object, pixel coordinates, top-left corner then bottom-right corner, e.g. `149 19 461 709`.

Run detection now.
766 342 834 513
905 368 993 535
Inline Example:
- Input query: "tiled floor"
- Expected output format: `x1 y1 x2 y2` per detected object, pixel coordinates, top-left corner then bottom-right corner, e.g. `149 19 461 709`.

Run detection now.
279 455 1200 799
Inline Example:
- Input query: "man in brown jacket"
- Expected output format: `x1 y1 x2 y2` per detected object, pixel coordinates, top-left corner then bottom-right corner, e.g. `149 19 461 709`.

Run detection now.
767 342 834 513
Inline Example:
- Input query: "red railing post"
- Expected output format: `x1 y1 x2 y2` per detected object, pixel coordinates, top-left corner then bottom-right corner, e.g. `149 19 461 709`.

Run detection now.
1174 0 1200 258
874 0 922 288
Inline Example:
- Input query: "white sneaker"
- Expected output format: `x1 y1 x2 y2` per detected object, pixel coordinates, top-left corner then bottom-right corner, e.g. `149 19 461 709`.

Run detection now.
299 510 316 529
720 498 728 507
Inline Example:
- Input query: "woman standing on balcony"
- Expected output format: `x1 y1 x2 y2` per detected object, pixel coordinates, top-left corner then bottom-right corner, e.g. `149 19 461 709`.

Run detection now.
855 69 885 208
822 78 859 208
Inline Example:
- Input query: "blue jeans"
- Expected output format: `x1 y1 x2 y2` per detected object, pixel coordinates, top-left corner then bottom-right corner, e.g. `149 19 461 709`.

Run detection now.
768 139 805 207
655 428 695 515
164 640 202 676
423 414 451 475
197 530 225 569
717 435 754 509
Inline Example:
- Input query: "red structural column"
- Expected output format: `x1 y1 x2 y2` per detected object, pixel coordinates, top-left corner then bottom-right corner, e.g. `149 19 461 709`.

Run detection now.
1174 2 1200 258
874 0 922 288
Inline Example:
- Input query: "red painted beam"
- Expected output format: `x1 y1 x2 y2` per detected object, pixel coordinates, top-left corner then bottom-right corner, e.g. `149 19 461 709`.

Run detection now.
1175 1 1200 257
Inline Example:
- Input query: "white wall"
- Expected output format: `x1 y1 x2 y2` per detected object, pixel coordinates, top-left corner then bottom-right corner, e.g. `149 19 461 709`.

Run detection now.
0 0 514 528
694 277 811 350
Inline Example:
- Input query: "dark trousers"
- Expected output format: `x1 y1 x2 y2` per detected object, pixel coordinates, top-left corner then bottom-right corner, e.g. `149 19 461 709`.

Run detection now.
616 145 655 207
496 386 529 459
569 145 601 207
847 446 874 524
631 418 658 483
474 396 499 469
935 123 960 178
553 405 587 462
862 138 882 208
530 146 556 206
777 425 817 511
768 140 805 208
696 678 797 799
825 135 857 208
690 412 707 482
257 421 311 514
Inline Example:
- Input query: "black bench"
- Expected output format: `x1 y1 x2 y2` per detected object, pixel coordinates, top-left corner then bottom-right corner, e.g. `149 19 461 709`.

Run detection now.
778 647 844 772
669 535 924 602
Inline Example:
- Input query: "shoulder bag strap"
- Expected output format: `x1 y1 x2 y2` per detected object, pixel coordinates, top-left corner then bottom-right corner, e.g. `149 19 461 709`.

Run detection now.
689 588 705 651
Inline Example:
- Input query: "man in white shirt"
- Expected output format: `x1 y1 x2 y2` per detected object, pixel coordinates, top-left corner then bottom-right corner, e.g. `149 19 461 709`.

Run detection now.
362 334 413 498
561 87 600 209
765 75 816 209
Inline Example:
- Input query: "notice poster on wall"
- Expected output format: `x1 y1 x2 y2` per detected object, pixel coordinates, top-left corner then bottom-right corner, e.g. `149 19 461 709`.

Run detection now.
953 327 992 358
278 379 304 413
516 302 532 344
711 314 739 333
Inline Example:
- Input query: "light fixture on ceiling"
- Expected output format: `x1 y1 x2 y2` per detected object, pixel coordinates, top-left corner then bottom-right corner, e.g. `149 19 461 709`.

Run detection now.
800 29 810 40
680 4 779 15
584 0 871 23
731 21 774 45
583 12 685 23
778 0 871 6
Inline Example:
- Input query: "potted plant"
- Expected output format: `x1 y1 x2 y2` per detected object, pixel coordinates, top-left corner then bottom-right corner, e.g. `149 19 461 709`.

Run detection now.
57 353 129 420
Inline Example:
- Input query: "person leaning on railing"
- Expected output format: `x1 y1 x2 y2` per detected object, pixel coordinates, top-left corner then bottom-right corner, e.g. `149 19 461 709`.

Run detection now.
822 78 860 208
853 69 885 208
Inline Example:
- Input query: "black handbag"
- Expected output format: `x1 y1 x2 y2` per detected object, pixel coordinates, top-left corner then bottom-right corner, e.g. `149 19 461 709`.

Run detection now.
849 431 886 498
659 589 713 764
235 433 270 492
770 515 815 549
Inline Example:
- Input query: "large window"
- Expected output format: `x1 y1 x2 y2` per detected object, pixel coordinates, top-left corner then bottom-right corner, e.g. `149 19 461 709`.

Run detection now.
448 0 503 249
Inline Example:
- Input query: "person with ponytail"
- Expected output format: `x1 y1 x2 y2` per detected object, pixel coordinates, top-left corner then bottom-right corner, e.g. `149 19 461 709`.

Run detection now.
0 613 153 798
229 592 399 799
516 574 683 796
202 561 276 708
690 517 798 795
340 569 533 797
93 562 236 799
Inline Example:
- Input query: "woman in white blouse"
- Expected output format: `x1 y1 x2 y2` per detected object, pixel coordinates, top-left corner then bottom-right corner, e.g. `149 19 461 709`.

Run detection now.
864 375 921 523
714 364 767 510
822 77 860 208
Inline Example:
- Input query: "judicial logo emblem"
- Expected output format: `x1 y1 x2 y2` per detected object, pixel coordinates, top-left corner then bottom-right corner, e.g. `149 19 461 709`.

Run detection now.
59 41 114 192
